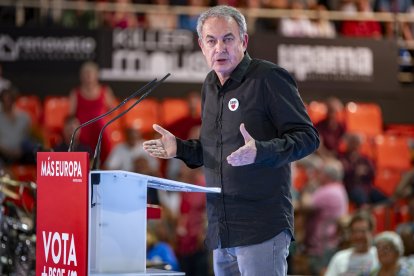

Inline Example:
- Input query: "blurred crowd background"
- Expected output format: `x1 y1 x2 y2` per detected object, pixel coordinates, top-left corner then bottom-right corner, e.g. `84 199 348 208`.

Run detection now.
1 0 414 275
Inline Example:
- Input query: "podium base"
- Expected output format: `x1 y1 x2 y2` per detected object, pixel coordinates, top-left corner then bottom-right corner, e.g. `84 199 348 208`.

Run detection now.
90 268 185 275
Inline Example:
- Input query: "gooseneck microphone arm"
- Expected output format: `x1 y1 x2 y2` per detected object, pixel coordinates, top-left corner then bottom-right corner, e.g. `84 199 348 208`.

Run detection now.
91 73 171 170
68 78 158 152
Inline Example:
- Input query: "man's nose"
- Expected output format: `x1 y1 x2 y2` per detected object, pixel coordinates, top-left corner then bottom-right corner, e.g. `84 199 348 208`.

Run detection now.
215 40 226 53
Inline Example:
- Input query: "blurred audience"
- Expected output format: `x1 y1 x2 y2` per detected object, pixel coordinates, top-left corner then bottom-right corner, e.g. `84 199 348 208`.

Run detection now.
315 97 346 158
372 231 414 275
147 220 180 271
396 196 414 258
53 115 92 155
339 133 388 207
300 158 349 275
325 211 379 275
103 0 141 28
178 0 207 31
280 0 315 37
68 61 116 163
340 0 382 38
60 0 100 29
146 0 178 30
175 164 209 276
105 127 159 171
0 89 36 165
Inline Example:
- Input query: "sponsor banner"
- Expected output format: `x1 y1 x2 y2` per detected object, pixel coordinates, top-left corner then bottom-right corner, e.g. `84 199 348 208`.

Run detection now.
0 27 399 95
250 34 399 94
99 28 210 83
36 152 90 276
0 27 97 72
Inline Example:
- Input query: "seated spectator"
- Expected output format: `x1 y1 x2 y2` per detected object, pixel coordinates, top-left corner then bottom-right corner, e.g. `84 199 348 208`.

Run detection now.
60 0 99 29
310 4 336 38
300 158 349 275
372 231 414 275
103 0 141 28
0 89 35 165
178 0 207 31
146 0 177 30
315 97 346 158
147 221 180 271
280 0 315 37
175 164 208 276
53 115 92 155
374 0 413 40
105 127 159 172
325 211 379 275
340 0 382 38
339 133 388 207
396 197 414 258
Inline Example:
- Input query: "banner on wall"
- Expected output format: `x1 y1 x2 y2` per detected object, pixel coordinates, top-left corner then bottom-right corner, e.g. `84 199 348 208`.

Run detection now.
249 34 399 94
0 27 400 94
98 28 210 83
0 27 97 72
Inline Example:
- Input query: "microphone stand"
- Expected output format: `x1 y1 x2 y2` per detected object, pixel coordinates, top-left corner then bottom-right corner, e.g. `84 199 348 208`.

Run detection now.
91 73 171 170
68 78 158 152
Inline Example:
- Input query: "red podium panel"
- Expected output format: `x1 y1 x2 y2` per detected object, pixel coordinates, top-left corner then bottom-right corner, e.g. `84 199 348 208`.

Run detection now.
36 152 90 276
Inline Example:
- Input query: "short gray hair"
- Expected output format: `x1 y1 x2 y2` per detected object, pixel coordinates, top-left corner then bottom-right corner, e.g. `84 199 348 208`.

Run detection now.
374 231 404 256
196 5 247 40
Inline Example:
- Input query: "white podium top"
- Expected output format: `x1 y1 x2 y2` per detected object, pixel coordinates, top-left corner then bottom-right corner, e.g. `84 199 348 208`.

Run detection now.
95 170 221 193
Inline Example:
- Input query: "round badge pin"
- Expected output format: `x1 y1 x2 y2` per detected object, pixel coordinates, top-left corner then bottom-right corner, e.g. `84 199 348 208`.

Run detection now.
228 98 239 111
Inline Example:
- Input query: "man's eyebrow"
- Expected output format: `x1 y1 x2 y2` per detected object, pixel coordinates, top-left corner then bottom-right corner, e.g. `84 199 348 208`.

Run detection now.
205 33 235 39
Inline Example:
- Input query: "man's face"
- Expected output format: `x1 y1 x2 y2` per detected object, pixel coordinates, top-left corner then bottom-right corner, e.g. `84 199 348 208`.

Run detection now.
198 16 248 83
350 220 372 253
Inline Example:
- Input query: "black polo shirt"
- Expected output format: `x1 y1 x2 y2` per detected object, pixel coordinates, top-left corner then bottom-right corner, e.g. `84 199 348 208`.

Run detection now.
176 53 319 250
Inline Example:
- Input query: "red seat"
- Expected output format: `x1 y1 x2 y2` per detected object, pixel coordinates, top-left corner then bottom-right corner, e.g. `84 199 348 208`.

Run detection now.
15 95 43 126
374 134 411 171
160 98 190 126
122 98 160 136
374 168 403 196
43 96 70 132
43 96 70 148
306 101 327 124
345 102 383 137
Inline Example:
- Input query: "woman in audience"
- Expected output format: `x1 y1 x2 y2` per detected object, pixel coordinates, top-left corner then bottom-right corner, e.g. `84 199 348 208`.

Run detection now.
68 61 116 163
371 231 413 275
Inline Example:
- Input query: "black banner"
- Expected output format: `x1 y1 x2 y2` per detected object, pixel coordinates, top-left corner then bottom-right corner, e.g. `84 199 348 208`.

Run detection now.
250 34 399 96
0 27 401 97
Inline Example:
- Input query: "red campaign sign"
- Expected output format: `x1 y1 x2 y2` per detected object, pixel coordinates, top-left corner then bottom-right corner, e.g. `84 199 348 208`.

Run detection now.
36 152 89 276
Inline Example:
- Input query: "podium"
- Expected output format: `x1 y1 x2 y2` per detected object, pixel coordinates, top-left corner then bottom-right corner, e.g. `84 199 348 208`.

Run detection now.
36 152 220 276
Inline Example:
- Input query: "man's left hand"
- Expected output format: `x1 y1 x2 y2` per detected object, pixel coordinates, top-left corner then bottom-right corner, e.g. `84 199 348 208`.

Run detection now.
227 123 257 166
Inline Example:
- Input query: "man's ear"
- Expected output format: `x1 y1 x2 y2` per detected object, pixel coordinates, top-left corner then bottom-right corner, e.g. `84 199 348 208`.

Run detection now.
242 33 249 51
198 38 204 50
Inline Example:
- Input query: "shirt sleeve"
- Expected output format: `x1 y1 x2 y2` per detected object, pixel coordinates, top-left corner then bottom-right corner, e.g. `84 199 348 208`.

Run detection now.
254 67 320 167
175 138 204 169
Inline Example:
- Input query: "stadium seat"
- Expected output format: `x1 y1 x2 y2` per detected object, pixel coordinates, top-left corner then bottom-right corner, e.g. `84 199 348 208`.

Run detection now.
43 96 70 132
160 98 190 126
306 101 327 124
15 95 42 126
122 98 160 136
43 96 70 148
374 168 403 196
374 134 411 170
345 102 383 137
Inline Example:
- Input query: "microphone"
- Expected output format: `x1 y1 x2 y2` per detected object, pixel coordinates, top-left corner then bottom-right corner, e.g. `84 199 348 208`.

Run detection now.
91 73 171 170
68 78 158 152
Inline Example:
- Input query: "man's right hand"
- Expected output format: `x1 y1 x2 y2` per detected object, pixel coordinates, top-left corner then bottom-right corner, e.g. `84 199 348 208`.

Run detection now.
142 124 177 159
